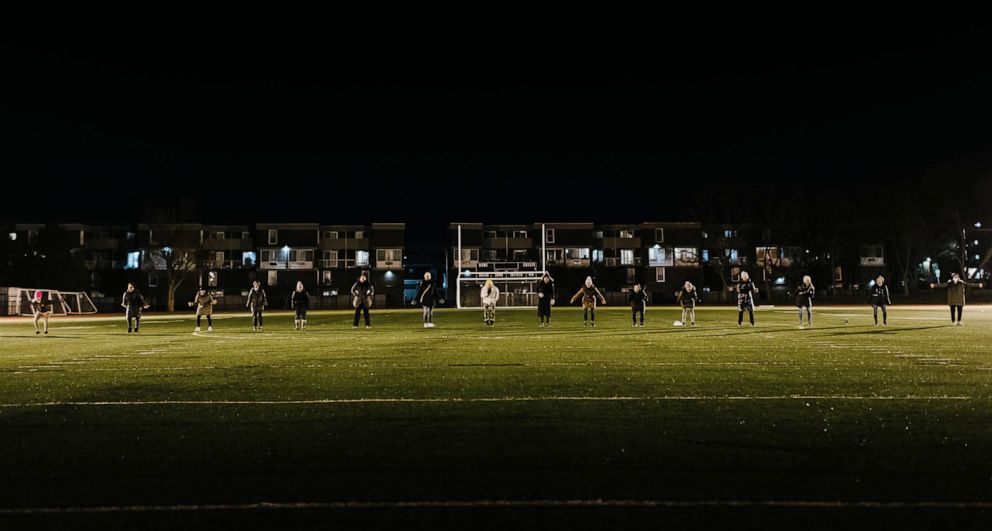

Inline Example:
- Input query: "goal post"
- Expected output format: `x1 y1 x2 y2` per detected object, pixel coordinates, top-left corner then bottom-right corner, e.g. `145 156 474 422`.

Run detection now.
455 223 548 309
7 288 98 316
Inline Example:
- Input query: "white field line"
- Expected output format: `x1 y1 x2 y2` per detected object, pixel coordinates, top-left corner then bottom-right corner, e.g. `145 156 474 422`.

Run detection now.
0 395 972 408
0 499 990 514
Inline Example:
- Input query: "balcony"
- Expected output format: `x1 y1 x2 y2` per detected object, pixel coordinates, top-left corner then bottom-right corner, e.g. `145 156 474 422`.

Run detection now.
604 257 642 267
376 259 403 269
320 259 369 269
205 260 243 270
288 260 315 270
564 258 591 268
477 261 539 271
860 256 885 267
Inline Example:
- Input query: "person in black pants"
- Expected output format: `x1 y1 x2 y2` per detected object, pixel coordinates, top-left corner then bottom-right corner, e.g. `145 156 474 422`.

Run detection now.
737 271 758 327
247 280 267 331
868 275 891 326
930 272 983 325
629 283 648 327
351 273 374 329
795 275 815 327
536 274 556 327
121 283 149 334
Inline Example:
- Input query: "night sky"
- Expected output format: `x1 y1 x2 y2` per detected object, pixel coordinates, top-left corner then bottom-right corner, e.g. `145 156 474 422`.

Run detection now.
3 23 991 243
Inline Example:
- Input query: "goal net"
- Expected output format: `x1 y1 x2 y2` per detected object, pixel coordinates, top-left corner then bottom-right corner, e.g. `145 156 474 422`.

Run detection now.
456 271 548 309
9 288 98 316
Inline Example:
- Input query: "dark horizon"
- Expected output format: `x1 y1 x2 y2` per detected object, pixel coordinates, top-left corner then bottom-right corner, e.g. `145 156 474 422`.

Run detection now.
4 24 992 245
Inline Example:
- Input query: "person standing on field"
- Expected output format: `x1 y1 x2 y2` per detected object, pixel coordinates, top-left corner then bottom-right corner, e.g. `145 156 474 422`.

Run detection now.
189 287 217 333
737 271 758 327
412 272 443 328
795 275 815 327
247 280 267 331
629 283 648 327
570 276 606 327
930 272 983 325
868 275 891 326
480 278 500 327
351 273 374 329
121 283 149 334
292 281 310 330
536 273 556 327
30 290 53 335
676 281 699 327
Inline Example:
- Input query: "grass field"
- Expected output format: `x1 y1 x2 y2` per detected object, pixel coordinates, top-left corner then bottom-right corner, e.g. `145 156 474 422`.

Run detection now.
0 305 990 530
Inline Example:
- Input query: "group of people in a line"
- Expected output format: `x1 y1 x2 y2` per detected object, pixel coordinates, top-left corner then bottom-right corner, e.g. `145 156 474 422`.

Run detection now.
24 271 984 335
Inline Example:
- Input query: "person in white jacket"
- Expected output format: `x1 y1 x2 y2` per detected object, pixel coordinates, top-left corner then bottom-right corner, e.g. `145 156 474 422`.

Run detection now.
481 279 500 327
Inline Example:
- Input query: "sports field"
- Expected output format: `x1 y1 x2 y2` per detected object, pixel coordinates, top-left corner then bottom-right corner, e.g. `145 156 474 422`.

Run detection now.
0 306 989 530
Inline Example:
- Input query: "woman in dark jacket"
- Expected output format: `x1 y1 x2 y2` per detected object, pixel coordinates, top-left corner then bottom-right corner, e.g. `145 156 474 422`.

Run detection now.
930 272 983 325
536 274 556 327
121 283 149 334
676 281 699 327
247 280 267 331
629 283 648 327
351 273 375 329
795 275 815 327
868 275 891 326
412 272 443 328
291 281 310 330
737 271 758 327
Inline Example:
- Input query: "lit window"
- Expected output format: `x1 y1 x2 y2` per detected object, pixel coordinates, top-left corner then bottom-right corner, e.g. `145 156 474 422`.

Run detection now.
125 251 141 270
514 230 528 238
674 247 699 267
267 270 277 285
208 271 218 287
215 232 225 240
620 249 635 265
656 267 665 283
324 231 339 240
356 250 370 267
619 230 634 239
648 247 672 267
242 252 257 266
592 250 603 263
7 232 15 241
322 271 332 285
626 267 636 283
354 231 364 239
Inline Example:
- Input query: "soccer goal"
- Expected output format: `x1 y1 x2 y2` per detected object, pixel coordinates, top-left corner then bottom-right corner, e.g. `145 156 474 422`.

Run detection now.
7 288 98 316
456 271 549 309
453 223 549 309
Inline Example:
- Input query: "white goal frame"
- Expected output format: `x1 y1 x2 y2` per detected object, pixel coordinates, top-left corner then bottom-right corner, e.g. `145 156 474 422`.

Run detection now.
8 288 98 316
454 223 548 309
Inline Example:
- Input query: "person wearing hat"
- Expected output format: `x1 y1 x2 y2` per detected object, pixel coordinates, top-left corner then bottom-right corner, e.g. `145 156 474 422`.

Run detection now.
737 271 758 327
570 276 607 327
189 287 217 333
536 273 556 327
480 278 500 327
629 283 648 327
351 273 374 329
30 290 53 335
930 272 983 325
121 282 150 333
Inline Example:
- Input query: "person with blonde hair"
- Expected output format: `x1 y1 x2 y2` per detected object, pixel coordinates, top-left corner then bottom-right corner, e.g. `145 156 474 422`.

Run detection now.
480 278 500 327
868 275 891 326
795 275 815 326
676 281 699 326
570 276 606 327
291 281 310 330
412 271 443 328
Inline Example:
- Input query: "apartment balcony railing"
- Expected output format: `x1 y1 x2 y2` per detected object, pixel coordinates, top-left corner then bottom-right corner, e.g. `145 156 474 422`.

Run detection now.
319 259 369 269
204 260 243 270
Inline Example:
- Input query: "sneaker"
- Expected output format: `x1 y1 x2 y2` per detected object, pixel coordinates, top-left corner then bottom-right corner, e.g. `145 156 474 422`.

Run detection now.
956 321 963 326
44 330 48 334
423 323 429 328
35 330 40 335
584 322 588 327
353 325 359 329
207 326 212 332
134 329 139 333
366 325 371 329
539 323 545 328
737 323 742 327
546 323 552 328
691 323 696 327
194 327 201 333
127 329 132 334
591 323 596 327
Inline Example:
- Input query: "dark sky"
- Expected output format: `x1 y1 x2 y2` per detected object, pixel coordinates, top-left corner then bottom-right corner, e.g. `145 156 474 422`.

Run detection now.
3 23 991 242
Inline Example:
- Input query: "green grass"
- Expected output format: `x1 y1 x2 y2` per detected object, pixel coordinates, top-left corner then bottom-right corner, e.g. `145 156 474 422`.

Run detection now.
0 306 990 530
